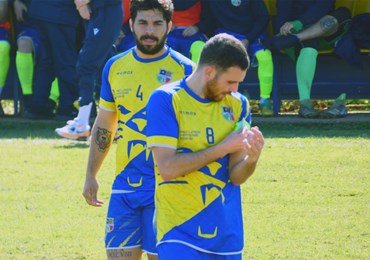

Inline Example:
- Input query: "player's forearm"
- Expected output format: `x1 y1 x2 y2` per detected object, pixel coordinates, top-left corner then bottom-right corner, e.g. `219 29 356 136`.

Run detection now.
85 113 116 179
155 143 227 181
228 157 258 185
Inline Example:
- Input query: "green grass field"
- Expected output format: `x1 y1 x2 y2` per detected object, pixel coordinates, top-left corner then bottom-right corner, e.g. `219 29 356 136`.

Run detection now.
0 119 369 259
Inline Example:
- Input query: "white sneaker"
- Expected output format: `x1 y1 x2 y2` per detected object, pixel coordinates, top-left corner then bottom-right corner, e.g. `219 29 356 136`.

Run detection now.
55 118 91 140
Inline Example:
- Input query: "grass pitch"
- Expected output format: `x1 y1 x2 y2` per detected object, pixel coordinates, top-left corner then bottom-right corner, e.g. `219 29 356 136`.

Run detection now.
0 118 369 259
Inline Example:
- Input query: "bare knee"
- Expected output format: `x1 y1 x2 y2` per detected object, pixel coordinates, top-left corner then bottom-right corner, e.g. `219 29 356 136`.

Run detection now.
17 38 33 53
319 15 339 35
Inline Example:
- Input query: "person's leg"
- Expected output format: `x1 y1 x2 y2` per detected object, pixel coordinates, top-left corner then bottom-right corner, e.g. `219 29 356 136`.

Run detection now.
263 7 352 50
49 23 79 120
141 192 157 260
105 192 147 260
296 47 319 118
26 21 56 118
76 4 122 126
0 28 10 116
255 49 274 116
16 36 34 110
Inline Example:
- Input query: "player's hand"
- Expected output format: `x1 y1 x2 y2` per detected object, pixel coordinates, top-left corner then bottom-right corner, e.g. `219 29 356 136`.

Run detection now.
14 0 27 22
74 0 90 10
182 26 199 37
82 177 104 207
244 126 264 162
280 22 294 36
220 126 250 155
77 4 91 20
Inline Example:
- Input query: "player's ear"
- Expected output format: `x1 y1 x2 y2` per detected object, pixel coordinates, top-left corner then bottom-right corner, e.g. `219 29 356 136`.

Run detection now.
204 65 216 81
167 21 173 34
129 18 133 32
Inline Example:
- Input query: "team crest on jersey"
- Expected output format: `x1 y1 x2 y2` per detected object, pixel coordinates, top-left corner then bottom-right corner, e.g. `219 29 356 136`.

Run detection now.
106 218 114 233
222 106 235 122
157 69 173 84
231 0 241 7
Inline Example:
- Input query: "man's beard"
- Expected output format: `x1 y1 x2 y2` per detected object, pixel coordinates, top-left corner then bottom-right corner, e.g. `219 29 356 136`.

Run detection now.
133 31 167 55
204 76 227 102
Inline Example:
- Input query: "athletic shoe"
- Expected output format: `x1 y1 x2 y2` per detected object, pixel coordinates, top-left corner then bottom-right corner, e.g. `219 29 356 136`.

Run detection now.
55 118 91 140
320 104 347 118
298 102 319 118
320 94 347 118
260 99 274 117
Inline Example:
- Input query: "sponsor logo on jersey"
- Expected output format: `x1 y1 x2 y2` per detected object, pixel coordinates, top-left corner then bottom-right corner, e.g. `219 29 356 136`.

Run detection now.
222 106 235 122
231 0 241 7
106 218 114 233
157 69 173 84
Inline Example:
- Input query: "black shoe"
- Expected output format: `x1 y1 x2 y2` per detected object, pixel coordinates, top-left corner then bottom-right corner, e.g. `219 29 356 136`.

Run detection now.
298 102 320 118
24 99 56 120
24 109 54 120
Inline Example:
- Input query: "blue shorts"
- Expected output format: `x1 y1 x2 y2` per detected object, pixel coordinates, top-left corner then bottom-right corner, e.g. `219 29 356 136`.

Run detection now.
157 242 242 260
0 27 10 43
105 190 157 255
16 26 40 57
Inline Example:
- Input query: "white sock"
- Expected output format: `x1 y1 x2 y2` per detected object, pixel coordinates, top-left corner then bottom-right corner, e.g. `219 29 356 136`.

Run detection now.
76 102 92 128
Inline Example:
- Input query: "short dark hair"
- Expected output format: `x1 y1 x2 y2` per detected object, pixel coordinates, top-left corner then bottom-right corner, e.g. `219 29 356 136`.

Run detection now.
198 33 250 72
130 0 174 23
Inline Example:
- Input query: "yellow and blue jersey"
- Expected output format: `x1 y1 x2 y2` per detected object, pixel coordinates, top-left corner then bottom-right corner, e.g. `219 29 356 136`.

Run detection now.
100 48 195 192
146 78 251 254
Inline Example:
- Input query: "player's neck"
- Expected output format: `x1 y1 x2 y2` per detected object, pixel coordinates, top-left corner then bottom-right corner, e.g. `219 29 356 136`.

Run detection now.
134 46 167 59
185 73 206 99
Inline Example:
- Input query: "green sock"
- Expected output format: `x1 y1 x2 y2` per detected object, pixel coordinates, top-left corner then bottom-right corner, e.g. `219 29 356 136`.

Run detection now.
49 78 60 103
255 50 273 99
296 47 318 101
190 40 205 64
0 41 11 87
16 51 34 95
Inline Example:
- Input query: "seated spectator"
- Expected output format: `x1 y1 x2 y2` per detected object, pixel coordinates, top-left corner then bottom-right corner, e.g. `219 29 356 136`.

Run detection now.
13 0 60 113
166 0 207 63
202 0 275 116
262 0 352 118
25 0 80 120
335 12 370 69
55 0 122 139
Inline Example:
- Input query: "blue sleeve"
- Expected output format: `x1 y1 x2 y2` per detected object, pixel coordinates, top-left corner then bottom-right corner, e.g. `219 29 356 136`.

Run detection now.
146 89 179 141
100 57 115 103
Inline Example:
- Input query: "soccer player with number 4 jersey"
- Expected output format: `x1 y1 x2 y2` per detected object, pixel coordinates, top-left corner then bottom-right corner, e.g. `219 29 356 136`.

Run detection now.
82 0 194 259
147 33 265 259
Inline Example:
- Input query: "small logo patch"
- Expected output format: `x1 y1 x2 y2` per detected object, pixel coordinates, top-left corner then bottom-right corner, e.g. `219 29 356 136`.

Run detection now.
231 0 241 7
157 69 173 84
222 106 235 122
106 218 114 233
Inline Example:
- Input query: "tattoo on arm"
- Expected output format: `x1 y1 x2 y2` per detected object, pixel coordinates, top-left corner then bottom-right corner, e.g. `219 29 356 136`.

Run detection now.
320 16 337 33
95 127 112 152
